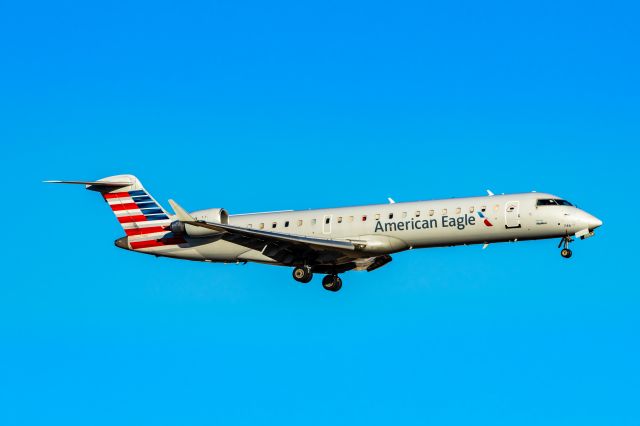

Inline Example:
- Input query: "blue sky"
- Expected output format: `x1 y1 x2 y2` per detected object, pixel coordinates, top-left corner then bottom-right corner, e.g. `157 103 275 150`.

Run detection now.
1 1 639 424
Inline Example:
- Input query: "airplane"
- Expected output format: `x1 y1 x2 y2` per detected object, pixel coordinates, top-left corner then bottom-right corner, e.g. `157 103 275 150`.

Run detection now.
46 174 603 292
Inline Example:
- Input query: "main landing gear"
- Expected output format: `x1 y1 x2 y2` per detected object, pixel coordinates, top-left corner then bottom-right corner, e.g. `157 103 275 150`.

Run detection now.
558 236 573 259
292 266 313 283
292 266 343 292
322 275 342 292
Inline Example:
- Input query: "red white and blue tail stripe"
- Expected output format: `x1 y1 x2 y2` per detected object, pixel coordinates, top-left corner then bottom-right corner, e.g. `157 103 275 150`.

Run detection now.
45 175 188 251
103 187 185 250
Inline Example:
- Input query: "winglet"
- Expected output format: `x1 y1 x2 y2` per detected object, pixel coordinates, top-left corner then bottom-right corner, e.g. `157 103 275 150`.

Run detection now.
388 197 396 204
486 190 494 196
168 199 195 222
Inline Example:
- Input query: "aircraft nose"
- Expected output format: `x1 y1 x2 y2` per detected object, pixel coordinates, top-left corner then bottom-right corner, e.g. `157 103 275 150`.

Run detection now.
591 216 603 229
581 212 603 230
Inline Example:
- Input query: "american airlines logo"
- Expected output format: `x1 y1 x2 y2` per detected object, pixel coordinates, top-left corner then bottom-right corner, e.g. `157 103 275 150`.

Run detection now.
374 212 492 233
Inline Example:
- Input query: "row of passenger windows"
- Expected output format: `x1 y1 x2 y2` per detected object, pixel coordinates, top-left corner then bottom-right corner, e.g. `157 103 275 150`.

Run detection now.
245 205 500 230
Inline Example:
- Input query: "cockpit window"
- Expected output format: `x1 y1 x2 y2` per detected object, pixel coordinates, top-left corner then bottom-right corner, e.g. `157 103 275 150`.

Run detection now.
537 199 573 206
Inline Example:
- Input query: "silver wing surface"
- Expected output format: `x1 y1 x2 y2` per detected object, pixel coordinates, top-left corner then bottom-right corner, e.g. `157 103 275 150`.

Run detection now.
169 200 358 268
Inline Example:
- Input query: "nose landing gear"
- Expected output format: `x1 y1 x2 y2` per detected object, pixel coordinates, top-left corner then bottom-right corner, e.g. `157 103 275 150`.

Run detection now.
558 236 574 259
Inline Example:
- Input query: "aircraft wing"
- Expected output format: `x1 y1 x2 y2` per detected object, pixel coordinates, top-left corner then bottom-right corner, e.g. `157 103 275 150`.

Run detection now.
168 200 357 265
183 219 356 252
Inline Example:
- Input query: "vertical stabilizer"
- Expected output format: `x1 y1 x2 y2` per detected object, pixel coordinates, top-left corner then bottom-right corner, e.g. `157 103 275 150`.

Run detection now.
46 175 184 250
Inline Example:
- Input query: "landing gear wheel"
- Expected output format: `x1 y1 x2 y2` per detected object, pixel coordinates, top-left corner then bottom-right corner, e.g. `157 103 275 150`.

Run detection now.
558 236 574 259
322 275 343 292
292 266 313 283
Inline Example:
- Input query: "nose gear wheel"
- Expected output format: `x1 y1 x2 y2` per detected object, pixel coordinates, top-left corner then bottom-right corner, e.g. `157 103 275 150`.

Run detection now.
558 236 574 259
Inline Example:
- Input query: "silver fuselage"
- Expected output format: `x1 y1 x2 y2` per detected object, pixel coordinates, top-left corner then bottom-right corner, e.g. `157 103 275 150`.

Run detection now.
135 192 601 266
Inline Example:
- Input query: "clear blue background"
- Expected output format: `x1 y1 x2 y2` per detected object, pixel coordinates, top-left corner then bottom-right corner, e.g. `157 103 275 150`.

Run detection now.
1 1 638 424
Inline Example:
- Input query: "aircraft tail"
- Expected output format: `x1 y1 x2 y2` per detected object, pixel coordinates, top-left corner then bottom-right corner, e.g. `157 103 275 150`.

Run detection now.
45 175 182 249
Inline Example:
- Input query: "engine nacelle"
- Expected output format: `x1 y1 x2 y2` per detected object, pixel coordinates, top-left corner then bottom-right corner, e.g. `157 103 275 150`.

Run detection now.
170 208 229 238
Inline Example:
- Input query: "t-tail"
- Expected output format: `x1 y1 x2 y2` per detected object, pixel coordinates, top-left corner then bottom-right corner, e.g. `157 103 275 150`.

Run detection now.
45 174 185 250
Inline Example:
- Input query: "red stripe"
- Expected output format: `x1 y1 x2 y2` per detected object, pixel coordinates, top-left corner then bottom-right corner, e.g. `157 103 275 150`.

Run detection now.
130 237 186 249
110 203 139 211
118 215 147 224
104 192 131 199
125 226 167 236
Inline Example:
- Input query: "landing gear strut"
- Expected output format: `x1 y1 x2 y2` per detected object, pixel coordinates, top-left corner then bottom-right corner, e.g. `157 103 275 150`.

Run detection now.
558 236 573 259
292 266 313 283
322 275 342 292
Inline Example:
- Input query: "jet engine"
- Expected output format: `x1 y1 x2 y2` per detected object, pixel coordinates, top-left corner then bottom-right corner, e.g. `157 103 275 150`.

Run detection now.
169 208 229 238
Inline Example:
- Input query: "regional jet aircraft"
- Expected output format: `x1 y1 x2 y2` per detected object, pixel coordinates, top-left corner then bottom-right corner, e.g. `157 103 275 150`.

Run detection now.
46 175 602 292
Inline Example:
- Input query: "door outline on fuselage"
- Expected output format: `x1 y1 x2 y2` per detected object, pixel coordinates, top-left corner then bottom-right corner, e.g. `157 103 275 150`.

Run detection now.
505 201 521 229
322 214 332 234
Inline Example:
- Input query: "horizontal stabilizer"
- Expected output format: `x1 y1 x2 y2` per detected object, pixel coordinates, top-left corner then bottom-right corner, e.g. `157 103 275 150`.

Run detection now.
44 180 131 187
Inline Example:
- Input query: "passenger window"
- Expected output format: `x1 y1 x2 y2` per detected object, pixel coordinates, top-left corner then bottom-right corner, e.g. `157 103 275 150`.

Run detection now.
247 224 253 228
389 213 394 219
455 207 461 214
348 216 354 222
494 204 500 211
415 211 421 217
284 221 289 227
297 220 303 227
362 215 367 221
272 222 277 228
337 216 342 223
325 217 330 224
442 208 447 215
469 206 475 213
428 210 434 216
481 206 486 212
311 219 317 225
375 213 380 220
259 223 264 229
402 212 407 218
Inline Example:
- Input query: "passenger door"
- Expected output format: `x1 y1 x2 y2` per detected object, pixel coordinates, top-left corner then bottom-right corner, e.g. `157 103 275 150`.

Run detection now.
322 214 332 234
505 201 521 228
